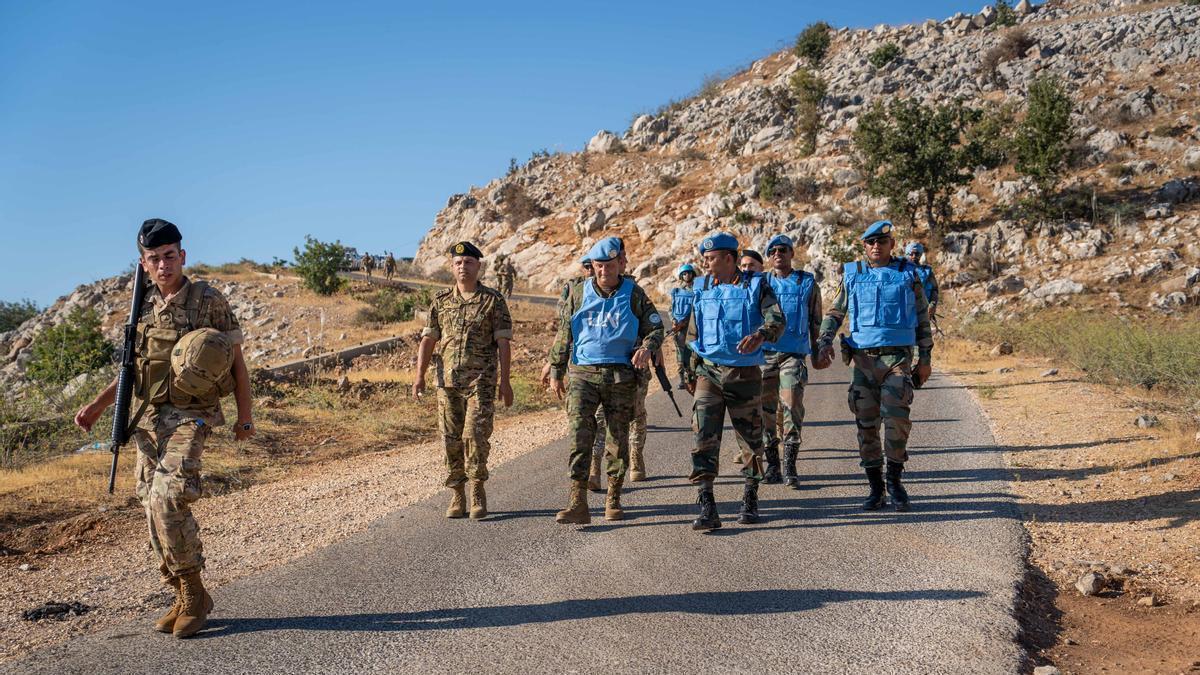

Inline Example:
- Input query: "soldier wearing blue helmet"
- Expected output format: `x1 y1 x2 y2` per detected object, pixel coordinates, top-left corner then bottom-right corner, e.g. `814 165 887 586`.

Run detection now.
904 241 939 325
669 263 698 389
759 234 825 487
814 221 933 512
682 232 785 530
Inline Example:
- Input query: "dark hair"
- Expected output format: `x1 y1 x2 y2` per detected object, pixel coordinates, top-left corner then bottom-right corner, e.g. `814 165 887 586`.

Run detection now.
740 249 763 264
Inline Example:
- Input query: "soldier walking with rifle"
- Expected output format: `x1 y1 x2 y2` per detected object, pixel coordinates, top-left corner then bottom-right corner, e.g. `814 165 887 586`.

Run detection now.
74 219 253 638
814 221 933 512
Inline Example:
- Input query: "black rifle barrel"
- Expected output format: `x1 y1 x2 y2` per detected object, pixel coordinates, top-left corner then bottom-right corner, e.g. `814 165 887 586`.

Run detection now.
108 264 147 494
653 363 683 417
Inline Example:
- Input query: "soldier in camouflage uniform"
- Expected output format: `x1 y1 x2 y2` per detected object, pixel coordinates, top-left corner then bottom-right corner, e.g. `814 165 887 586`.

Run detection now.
361 252 375 278
669 264 698 390
760 234 824 487
815 221 933 512
548 237 664 524
500 257 516 298
75 219 254 638
683 232 785 530
414 241 514 520
384 252 397 281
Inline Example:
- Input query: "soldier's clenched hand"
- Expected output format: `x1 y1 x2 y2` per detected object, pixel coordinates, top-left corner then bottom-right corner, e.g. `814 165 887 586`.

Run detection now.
74 403 102 432
736 332 765 355
539 362 552 388
632 348 652 370
814 345 835 370
915 362 932 387
411 377 426 399
499 380 514 408
550 378 566 401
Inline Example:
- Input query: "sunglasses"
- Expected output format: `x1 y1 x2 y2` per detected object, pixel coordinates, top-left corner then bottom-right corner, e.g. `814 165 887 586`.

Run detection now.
863 237 892 247
767 247 790 256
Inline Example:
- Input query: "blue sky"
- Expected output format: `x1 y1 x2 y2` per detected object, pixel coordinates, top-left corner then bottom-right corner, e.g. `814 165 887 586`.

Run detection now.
0 0 976 307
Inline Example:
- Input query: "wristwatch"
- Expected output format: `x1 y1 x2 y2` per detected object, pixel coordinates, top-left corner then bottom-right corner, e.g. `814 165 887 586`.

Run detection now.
240 422 254 432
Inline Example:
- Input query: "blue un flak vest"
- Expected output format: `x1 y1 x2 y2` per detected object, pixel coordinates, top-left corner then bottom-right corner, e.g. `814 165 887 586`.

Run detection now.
764 270 815 356
571 277 638 366
845 259 918 349
669 286 694 323
914 264 936 302
689 271 766 367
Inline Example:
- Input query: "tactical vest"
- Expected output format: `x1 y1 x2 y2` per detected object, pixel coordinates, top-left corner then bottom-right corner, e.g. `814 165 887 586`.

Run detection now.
134 280 231 408
844 259 918 349
914 264 936 302
570 278 638 366
764 270 815 356
689 272 766 367
669 286 695 323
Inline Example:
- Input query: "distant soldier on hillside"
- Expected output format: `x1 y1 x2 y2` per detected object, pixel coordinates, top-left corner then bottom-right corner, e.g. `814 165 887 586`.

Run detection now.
494 255 516 298
413 241 513 520
384 252 397 281
669 263 698 390
905 242 939 324
361 252 375 278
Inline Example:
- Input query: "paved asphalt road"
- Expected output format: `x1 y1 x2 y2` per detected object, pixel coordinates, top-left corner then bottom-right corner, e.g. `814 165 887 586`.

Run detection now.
7 366 1025 674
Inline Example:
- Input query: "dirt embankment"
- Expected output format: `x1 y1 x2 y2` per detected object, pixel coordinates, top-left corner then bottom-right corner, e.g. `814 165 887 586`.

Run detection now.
941 339 1200 674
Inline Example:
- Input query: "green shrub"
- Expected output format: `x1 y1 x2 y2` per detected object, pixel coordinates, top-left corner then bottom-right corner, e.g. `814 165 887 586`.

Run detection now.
733 211 753 225
757 160 789 203
1014 75 1074 198
0 299 38 332
965 101 1017 170
789 68 828 156
1183 0 1200 6
869 42 901 68
26 308 114 386
658 174 681 190
994 0 1017 27
794 22 833 66
354 289 435 325
963 312 1200 398
293 235 348 296
822 231 860 265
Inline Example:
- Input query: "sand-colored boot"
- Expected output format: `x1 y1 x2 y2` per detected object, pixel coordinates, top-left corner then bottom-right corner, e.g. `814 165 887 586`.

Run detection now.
629 447 647 482
172 572 212 638
469 481 488 520
587 455 603 492
555 480 591 525
604 477 625 521
154 576 182 634
446 483 467 518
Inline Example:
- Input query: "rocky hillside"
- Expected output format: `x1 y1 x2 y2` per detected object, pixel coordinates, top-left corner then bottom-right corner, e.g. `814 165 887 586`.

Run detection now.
414 0 1200 314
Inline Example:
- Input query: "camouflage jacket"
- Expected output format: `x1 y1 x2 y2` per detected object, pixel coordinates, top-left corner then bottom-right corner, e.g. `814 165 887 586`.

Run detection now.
817 258 933 363
421 283 513 388
138 277 242 430
682 271 785 381
549 277 665 384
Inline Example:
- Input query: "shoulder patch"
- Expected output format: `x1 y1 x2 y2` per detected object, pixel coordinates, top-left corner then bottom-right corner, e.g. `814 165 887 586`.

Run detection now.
649 313 662 324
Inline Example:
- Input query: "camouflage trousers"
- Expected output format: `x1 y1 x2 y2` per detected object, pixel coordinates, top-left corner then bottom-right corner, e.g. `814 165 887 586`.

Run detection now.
691 361 764 483
569 378 635 482
591 369 650 463
438 381 496 486
760 351 809 452
132 418 209 580
672 331 691 379
847 352 915 467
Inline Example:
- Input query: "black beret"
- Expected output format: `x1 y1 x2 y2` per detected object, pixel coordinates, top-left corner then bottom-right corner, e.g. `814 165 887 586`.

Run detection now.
448 241 482 259
741 249 763 264
138 219 182 248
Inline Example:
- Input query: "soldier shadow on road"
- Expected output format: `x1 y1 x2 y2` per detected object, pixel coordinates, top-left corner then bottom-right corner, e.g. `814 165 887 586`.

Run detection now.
195 587 986 636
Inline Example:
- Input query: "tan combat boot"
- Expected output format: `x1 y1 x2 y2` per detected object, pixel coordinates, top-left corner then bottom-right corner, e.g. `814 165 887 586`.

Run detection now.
587 455 603 492
555 480 591 524
154 576 183 633
469 481 488 520
446 484 467 518
173 572 212 638
605 477 625 521
629 447 647 482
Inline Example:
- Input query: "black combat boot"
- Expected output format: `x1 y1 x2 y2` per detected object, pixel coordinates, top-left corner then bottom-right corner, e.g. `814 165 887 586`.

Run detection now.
886 461 911 512
782 442 800 488
692 481 721 531
737 478 760 524
863 466 887 511
762 446 783 484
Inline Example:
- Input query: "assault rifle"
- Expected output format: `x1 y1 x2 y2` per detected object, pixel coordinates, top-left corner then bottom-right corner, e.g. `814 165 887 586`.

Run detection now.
653 361 683 417
108 264 148 493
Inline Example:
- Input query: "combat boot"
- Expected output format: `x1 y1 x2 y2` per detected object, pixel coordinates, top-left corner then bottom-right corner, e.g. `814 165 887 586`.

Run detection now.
782 442 800 488
737 479 761 524
762 446 782 484
446 483 467 518
555 480 591 525
629 447 647 482
172 572 212 638
604 477 625 521
587 455 604 492
469 481 488 520
154 576 182 633
863 466 887 511
691 481 721 531
886 461 911 512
